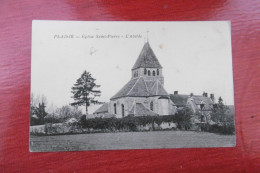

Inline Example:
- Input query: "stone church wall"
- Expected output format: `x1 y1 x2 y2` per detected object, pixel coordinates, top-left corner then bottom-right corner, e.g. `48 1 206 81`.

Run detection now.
109 96 177 118
158 98 169 115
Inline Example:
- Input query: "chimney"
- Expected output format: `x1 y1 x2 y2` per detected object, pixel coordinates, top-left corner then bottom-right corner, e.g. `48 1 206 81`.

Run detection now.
203 92 208 97
174 91 178 95
210 94 215 103
190 93 193 97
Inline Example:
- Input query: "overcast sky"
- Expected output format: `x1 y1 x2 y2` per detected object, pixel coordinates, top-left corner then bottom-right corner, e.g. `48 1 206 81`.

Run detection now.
31 21 234 113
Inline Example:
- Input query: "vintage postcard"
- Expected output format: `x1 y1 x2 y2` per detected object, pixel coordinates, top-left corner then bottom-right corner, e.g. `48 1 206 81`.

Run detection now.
30 21 235 152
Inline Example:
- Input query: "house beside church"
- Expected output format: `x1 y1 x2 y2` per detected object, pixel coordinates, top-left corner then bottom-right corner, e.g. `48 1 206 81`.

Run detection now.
170 91 216 123
94 42 176 118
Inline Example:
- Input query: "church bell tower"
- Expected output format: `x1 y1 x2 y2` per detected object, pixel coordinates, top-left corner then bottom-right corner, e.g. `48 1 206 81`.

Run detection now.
131 42 164 85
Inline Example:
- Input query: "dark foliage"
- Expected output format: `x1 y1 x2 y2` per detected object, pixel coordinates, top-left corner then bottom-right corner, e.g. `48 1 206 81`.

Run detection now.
198 97 235 135
36 103 48 122
201 123 235 135
30 102 48 125
175 107 193 130
30 117 42 126
209 97 235 134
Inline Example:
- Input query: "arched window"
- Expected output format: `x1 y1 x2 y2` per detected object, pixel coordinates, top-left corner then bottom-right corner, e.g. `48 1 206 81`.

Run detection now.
148 70 151 76
157 69 159 75
121 104 125 117
153 70 156 76
114 103 117 114
150 101 153 111
144 68 147 75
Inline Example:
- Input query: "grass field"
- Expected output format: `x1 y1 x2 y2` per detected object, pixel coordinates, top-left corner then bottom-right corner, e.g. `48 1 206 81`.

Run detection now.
30 131 236 152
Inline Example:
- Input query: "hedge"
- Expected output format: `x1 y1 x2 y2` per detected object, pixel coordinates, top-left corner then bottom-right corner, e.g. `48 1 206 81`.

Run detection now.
79 113 234 134
79 114 188 132
201 123 235 135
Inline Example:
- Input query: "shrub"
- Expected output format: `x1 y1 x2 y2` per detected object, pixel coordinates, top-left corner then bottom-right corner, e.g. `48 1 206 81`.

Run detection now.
210 101 235 135
30 117 42 126
201 123 235 135
44 116 65 124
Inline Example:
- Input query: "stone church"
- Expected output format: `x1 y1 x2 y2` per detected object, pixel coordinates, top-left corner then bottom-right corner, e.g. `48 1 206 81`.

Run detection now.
94 42 176 118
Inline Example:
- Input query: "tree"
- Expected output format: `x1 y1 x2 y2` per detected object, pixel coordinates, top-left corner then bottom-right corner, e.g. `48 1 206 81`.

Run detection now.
30 93 48 125
214 97 228 116
218 96 225 109
35 102 48 124
211 97 235 134
30 93 36 118
71 70 101 114
175 107 193 130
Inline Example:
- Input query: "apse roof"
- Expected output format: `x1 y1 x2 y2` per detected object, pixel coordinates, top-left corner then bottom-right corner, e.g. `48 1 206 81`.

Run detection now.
110 77 168 100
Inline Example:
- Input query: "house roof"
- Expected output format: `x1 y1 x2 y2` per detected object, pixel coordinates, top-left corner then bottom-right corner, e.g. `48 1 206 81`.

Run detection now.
93 103 108 114
170 94 189 106
191 96 213 105
132 42 162 70
128 103 158 116
189 95 214 111
110 77 169 100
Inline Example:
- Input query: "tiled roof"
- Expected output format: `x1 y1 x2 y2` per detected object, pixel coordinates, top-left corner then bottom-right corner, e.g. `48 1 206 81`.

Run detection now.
190 96 214 111
170 94 189 106
110 77 169 100
145 80 155 90
93 103 108 114
192 96 213 105
127 77 150 97
128 103 158 116
132 42 162 70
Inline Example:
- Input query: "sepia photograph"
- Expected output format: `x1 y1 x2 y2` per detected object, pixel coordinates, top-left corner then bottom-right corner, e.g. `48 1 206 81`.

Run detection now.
30 21 235 152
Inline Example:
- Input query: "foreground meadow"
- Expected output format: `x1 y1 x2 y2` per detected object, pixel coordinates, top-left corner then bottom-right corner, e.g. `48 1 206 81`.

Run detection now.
30 130 235 152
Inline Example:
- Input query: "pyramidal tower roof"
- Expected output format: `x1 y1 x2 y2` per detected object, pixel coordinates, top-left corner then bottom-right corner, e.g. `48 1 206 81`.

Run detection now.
132 42 162 70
